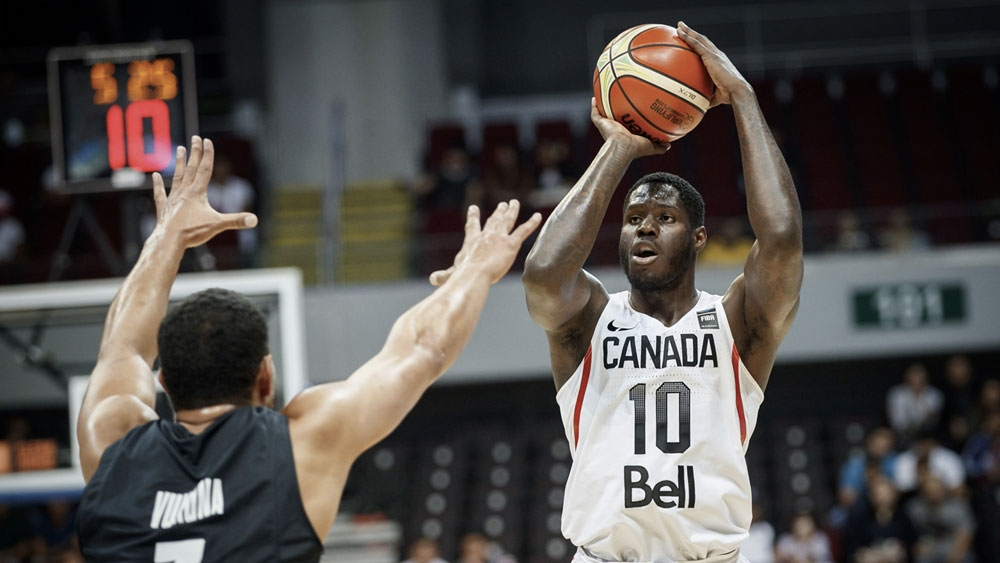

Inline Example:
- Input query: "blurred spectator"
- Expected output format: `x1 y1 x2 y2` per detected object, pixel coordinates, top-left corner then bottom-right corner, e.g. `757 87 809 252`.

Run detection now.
743 502 776 563
475 143 533 212
402 536 449 563
775 512 834 563
829 211 872 252
905 476 975 563
457 532 515 563
886 362 943 446
970 379 1000 433
0 189 26 278
0 505 35 560
894 433 965 495
700 218 755 266
963 411 1000 484
963 412 1000 560
27 501 82 562
940 355 976 450
839 427 898 509
414 145 479 211
528 138 573 209
207 153 258 267
878 208 930 252
844 475 916 563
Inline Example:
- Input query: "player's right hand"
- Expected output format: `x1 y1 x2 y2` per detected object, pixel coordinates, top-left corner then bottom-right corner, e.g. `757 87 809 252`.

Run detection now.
151 136 258 249
590 97 670 158
429 200 542 286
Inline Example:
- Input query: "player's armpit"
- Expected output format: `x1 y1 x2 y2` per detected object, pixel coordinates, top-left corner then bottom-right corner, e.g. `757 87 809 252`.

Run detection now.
79 393 158 481
524 269 608 332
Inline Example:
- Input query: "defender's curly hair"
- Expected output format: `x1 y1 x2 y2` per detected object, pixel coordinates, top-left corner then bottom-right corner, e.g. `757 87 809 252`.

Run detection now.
157 288 269 411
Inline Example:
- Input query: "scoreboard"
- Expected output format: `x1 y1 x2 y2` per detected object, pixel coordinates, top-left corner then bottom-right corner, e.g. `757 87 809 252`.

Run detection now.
47 41 197 193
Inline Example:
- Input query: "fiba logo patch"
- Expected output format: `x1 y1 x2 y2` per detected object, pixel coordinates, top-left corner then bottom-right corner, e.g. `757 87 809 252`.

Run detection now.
697 309 719 330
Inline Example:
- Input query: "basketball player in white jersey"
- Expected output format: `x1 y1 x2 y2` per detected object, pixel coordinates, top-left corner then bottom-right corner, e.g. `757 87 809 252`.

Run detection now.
520 22 803 562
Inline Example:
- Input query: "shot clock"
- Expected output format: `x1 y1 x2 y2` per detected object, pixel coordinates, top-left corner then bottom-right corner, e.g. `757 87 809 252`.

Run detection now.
47 41 197 193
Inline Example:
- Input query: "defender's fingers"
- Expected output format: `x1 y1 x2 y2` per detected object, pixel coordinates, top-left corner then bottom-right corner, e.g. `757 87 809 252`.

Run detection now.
192 138 215 190
484 201 510 229
503 199 521 226
220 212 258 230
173 146 187 185
591 97 600 119
152 173 167 218
464 205 482 236
510 212 543 242
184 136 203 187
429 266 454 287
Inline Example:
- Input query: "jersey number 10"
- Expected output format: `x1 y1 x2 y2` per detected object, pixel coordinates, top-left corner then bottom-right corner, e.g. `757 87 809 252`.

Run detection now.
629 382 691 454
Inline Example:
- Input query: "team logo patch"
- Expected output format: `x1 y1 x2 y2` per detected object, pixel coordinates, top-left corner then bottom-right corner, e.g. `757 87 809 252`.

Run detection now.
697 309 719 329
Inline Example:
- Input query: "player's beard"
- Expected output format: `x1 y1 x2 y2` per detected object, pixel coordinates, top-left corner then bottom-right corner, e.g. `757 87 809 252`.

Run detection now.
619 237 696 292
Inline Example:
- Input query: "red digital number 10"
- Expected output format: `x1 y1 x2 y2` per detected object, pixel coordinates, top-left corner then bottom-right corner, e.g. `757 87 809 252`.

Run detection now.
105 99 172 172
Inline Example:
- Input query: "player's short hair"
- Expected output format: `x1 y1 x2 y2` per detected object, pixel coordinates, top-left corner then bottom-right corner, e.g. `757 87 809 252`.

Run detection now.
623 172 705 228
157 288 269 411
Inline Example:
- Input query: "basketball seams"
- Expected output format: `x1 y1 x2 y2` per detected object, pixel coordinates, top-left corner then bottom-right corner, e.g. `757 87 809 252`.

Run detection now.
613 76 685 139
611 54 711 113
625 47 713 102
628 43 697 55
605 50 712 109
622 59 711 114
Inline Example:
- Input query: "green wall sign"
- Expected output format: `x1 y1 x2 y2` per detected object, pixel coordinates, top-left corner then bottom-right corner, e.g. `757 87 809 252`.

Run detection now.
852 283 966 329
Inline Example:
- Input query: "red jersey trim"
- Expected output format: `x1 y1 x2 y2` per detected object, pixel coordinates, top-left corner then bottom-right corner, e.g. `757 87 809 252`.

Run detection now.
732 344 747 445
573 346 594 449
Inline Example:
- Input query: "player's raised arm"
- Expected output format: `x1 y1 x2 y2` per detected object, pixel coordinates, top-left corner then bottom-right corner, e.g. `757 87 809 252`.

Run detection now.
678 22 803 390
77 137 257 481
282 201 540 537
521 100 668 387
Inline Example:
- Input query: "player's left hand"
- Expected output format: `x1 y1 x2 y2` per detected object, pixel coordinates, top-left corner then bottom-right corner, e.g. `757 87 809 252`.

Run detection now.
151 136 258 249
676 21 753 108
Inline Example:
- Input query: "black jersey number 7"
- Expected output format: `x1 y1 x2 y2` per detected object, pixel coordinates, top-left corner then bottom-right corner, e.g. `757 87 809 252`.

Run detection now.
628 382 691 454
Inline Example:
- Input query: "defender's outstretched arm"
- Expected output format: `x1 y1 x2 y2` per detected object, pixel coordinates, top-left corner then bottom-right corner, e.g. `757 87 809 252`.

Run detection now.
284 201 540 538
78 137 258 481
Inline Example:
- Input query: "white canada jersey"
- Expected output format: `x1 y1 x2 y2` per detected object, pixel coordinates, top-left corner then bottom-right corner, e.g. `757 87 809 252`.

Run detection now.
555 291 764 562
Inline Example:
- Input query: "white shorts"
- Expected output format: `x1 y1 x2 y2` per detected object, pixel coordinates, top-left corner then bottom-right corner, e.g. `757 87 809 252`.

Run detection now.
571 547 750 563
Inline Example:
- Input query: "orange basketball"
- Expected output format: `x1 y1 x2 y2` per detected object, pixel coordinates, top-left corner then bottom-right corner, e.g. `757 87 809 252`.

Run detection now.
593 24 715 143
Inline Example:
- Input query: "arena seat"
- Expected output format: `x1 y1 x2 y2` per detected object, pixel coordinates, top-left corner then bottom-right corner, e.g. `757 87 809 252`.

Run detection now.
790 76 854 214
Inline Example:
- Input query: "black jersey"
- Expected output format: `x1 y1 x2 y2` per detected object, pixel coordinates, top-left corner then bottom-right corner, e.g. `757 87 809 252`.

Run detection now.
77 406 323 562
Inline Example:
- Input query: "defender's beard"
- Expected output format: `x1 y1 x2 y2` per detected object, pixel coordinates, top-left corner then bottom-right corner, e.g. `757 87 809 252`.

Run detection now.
620 239 696 292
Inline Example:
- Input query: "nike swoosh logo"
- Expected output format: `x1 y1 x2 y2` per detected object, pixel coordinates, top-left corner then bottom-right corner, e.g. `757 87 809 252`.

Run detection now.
607 320 638 332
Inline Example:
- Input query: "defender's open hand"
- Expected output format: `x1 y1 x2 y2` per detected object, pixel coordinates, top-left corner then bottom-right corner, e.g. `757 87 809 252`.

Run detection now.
430 200 542 286
677 21 753 108
151 136 258 248
590 98 670 158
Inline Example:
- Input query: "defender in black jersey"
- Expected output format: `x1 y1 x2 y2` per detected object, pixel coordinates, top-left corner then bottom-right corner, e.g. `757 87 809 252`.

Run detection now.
76 136 541 562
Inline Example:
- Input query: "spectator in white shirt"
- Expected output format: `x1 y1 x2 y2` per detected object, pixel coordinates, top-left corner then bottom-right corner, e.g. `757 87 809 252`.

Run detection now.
894 433 965 494
207 154 257 266
402 537 449 563
887 363 943 447
775 512 834 563
742 502 776 563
